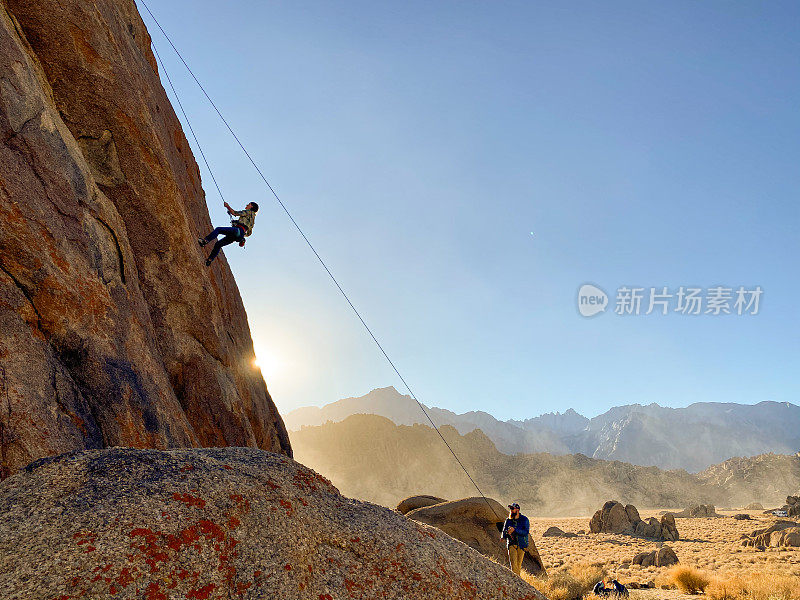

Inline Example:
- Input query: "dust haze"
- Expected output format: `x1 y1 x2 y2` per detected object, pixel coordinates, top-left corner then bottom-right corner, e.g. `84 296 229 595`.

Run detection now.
290 414 800 516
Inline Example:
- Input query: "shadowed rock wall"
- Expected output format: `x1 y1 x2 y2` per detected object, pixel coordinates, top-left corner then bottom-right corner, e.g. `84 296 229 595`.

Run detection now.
0 0 290 477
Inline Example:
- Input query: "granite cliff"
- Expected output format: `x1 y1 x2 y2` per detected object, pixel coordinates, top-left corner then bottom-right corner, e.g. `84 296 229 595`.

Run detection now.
0 0 290 478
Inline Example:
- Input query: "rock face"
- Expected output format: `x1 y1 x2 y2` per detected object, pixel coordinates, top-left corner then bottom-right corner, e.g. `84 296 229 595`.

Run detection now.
397 495 447 515
741 521 800 548
0 448 546 599
589 501 679 541
405 497 546 576
0 0 291 478
632 546 679 568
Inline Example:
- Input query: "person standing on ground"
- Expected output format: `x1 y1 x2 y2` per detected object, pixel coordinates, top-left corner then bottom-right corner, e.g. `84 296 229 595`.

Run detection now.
501 502 530 576
198 201 258 266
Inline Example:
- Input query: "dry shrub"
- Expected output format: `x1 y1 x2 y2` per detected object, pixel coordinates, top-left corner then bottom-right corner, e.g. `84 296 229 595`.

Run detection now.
707 572 800 600
569 563 606 592
657 565 710 594
522 563 607 600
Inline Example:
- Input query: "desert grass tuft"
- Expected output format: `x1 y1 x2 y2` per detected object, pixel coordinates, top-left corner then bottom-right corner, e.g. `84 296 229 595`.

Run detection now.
657 565 710 594
707 572 800 600
522 563 607 600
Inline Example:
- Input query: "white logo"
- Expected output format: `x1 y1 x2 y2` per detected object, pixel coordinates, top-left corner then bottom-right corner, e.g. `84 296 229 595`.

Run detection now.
578 284 608 317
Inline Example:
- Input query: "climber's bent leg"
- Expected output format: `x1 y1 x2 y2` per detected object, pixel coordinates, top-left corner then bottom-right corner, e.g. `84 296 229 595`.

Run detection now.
206 230 240 264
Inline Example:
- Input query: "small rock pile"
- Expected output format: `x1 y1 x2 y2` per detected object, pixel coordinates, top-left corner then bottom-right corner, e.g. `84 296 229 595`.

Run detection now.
589 501 679 541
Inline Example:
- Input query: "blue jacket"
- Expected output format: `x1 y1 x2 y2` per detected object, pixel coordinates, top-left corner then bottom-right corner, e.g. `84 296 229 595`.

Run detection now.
501 514 530 548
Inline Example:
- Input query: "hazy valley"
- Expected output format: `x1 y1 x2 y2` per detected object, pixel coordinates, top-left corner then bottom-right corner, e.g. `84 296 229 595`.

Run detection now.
290 412 800 515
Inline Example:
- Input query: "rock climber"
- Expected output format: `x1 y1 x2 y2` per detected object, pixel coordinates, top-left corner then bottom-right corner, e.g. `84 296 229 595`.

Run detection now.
198 201 258 266
501 502 530 576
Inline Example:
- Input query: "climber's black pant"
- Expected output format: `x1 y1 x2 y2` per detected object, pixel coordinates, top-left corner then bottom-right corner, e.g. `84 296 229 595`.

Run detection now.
204 227 243 263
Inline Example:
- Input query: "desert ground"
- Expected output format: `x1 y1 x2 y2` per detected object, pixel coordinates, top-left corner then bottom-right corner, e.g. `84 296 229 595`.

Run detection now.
528 509 800 599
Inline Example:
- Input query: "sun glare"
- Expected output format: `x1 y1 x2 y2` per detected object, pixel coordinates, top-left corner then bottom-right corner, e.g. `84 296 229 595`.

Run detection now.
252 344 281 379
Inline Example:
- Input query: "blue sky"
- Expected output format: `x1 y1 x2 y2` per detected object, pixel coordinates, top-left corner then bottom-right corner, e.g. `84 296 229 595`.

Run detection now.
139 1 800 420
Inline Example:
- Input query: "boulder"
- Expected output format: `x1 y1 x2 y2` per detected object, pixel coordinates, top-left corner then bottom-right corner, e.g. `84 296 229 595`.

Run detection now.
674 504 719 518
770 528 800 548
660 513 680 542
625 504 641 524
589 501 678 541
0 448 546 599
406 497 546 575
397 495 447 515
734 514 751 520
543 526 565 537
632 551 655 568
741 521 799 547
590 500 636 534
745 502 764 510
656 545 679 566
788 496 800 517
632 545 678 568
634 517 662 539
0 0 290 479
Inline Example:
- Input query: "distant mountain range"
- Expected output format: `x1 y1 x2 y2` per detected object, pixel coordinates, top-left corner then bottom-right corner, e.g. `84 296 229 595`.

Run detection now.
289 413 800 515
285 387 800 472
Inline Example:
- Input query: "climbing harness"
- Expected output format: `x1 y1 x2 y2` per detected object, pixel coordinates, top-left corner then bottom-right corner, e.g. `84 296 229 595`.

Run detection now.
139 0 504 524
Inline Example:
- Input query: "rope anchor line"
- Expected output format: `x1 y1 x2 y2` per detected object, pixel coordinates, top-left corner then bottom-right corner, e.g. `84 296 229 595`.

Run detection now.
138 0 505 524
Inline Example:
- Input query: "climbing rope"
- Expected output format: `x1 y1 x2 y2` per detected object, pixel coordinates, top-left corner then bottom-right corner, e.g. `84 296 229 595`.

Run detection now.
139 0 505 524
150 44 226 206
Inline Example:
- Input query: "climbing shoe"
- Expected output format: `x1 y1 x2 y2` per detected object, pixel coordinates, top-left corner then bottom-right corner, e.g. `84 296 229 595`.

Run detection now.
198 237 207 247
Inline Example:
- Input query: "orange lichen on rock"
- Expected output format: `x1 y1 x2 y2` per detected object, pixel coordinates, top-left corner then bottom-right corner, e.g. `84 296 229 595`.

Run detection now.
1 448 545 600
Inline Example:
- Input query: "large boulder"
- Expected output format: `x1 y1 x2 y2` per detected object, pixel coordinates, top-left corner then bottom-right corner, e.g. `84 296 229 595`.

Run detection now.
590 501 636 534
660 513 679 542
397 495 447 515
0 448 546 599
405 497 546 575
745 502 764 510
0 0 290 479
